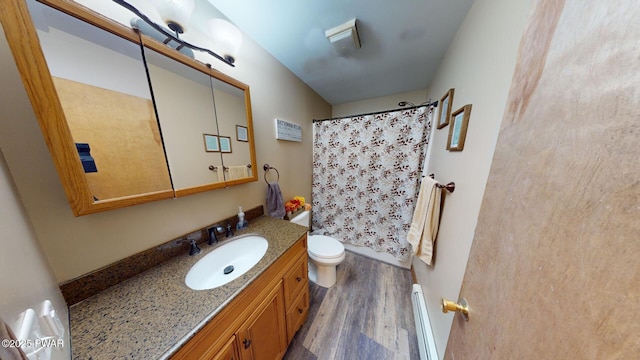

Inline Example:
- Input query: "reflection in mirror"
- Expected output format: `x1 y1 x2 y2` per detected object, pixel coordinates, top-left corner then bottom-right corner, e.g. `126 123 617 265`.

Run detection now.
28 0 172 201
211 77 253 182
143 46 225 194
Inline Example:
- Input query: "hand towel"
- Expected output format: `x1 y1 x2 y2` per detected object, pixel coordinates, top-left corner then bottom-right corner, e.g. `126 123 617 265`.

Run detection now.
216 166 225 182
228 165 249 180
407 176 442 265
267 182 286 219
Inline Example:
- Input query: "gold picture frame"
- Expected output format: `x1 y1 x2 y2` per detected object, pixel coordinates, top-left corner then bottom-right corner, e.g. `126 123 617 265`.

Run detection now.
437 88 455 129
447 104 472 151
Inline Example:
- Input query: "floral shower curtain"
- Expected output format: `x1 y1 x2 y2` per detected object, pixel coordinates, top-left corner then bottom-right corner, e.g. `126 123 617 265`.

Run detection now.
312 106 433 260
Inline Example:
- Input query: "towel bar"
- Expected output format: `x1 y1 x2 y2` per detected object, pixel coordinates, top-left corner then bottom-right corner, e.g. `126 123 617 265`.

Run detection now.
427 174 455 193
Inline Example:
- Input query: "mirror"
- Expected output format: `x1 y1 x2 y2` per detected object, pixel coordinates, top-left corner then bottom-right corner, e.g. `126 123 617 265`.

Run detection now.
8 0 257 215
25 0 174 214
213 76 255 185
143 46 226 196
141 35 257 195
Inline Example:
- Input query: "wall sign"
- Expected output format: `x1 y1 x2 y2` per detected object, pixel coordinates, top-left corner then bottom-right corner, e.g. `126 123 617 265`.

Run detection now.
275 118 302 142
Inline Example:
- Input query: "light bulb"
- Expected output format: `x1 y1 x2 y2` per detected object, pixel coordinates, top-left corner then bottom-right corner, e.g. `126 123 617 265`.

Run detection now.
154 0 195 34
208 18 242 64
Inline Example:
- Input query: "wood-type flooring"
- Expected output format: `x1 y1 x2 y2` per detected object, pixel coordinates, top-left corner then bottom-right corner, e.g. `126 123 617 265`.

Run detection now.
284 251 419 360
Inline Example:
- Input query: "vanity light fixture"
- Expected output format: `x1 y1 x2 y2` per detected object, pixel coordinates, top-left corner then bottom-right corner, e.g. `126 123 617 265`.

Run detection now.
208 18 243 64
113 0 242 66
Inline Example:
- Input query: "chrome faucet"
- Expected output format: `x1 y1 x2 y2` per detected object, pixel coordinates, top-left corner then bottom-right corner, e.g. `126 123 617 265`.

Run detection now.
208 225 225 245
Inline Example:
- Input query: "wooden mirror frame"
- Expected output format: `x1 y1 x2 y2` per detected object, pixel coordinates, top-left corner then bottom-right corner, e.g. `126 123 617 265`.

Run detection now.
0 0 257 215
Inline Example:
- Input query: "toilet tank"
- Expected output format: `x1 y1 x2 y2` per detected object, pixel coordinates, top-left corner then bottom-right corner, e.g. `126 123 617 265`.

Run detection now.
290 210 310 228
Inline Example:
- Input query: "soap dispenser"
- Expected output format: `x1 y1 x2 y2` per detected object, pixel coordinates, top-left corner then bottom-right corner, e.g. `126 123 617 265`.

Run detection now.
236 206 248 229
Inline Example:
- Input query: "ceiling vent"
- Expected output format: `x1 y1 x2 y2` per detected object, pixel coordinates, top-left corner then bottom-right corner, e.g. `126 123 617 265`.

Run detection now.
325 19 361 57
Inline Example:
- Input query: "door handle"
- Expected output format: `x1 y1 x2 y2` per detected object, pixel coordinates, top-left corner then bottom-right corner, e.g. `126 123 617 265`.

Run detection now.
442 298 469 321
296 276 302 282
243 338 252 349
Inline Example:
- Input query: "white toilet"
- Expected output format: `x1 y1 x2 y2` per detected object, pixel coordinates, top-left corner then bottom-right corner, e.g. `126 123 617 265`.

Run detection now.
290 210 345 288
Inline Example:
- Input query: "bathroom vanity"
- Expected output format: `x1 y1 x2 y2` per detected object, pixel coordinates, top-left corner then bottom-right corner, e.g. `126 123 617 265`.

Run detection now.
67 217 309 359
172 232 309 360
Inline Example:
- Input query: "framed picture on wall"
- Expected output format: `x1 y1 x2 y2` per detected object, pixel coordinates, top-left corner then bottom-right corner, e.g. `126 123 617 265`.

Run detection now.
219 136 232 153
447 104 472 151
437 88 455 129
203 134 219 152
236 125 248 142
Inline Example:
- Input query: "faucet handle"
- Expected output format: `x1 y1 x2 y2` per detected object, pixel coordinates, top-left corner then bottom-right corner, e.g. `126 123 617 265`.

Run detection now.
189 239 201 256
226 223 234 238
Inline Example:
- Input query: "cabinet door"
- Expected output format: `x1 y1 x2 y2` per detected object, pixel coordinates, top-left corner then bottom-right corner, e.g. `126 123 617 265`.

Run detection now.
208 335 239 360
236 282 287 360
282 255 308 308
285 288 309 343
8 0 175 216
142 46 225 194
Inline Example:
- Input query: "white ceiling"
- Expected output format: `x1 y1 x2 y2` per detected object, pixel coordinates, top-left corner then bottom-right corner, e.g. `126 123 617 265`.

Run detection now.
207 0 475 105
74 0 475 105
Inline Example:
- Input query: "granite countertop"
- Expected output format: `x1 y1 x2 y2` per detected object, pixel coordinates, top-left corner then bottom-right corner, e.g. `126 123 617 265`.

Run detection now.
69 216 307 359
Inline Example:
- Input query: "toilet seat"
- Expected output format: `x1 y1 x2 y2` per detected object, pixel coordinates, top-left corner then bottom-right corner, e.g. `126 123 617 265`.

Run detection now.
308 235 344 260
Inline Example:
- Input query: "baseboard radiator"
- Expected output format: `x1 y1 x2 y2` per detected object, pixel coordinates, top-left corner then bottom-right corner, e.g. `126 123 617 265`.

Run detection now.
411 284 439 360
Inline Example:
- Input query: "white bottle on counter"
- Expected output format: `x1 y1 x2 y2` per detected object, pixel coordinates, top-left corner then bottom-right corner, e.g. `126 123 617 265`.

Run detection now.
237 206 248 229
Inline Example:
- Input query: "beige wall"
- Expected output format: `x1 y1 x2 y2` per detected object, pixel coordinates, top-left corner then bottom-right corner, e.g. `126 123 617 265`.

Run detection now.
0 150 70 359
0 17 330 282
0 41 70 354
412 0 532 357
332 89 428 118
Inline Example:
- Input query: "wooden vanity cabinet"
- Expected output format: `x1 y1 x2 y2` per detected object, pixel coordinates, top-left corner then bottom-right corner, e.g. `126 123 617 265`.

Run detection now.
171 234 308 360
210 336 239 360
235 282 287 360
282 254 310 343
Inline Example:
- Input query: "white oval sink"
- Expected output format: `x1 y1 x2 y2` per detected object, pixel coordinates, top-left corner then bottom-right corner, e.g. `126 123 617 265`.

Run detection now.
185 235 268 290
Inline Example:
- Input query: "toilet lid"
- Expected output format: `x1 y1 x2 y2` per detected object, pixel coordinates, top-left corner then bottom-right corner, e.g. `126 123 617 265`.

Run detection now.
308 235 344 259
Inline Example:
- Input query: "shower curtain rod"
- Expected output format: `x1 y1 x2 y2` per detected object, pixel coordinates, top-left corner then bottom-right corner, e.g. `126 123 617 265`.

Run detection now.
312 100 438 123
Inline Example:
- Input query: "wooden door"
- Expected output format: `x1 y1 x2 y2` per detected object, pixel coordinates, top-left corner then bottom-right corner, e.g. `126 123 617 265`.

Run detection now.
236 282 287 360
209 335 239 360
445 0 640 358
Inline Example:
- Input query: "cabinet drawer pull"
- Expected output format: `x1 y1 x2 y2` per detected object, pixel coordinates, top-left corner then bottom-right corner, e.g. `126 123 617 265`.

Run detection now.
297 308 303 314
296 276 302 282
243 338 252 349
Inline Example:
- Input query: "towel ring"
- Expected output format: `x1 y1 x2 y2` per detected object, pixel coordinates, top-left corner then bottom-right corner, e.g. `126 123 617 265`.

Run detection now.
263 164 280 184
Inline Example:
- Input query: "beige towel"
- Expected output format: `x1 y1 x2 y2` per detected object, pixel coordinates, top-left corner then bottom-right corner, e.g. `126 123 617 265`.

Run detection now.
228 165 249 180
0 316 28 360
215 166 225 182
407 176 442 265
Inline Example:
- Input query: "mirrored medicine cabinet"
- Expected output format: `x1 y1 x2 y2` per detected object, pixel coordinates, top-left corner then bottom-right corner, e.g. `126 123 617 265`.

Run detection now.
2 0 257 216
